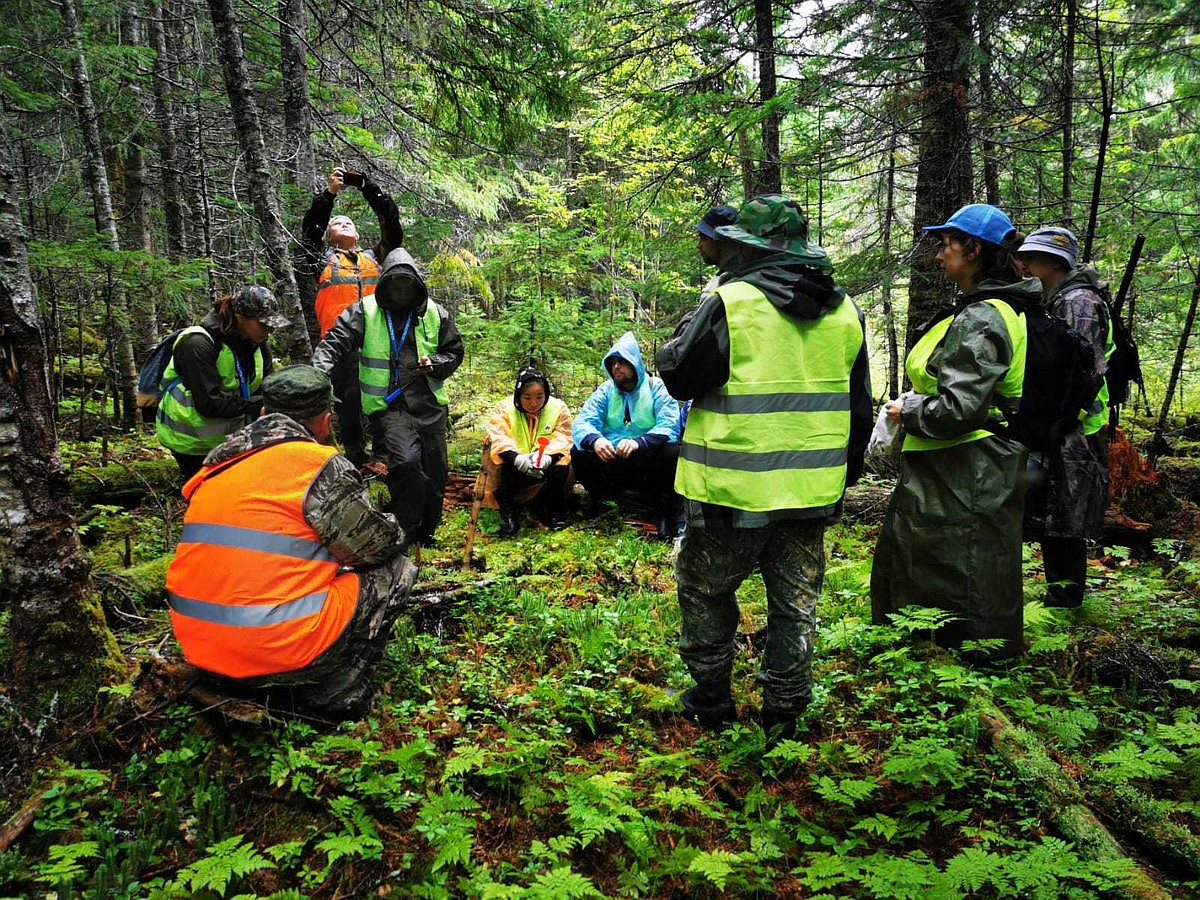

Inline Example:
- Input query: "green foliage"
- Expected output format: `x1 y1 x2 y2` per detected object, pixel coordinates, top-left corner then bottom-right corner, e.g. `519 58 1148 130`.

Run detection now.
158 835 274 897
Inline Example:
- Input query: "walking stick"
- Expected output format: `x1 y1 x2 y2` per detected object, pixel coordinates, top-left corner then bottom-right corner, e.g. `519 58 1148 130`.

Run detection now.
462 441 489 571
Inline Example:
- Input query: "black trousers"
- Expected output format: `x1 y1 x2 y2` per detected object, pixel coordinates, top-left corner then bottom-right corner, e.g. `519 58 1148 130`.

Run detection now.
373 406 448 543
1042 536 1088 607
495 461 570 516
573 442 683 519
330 358 366 465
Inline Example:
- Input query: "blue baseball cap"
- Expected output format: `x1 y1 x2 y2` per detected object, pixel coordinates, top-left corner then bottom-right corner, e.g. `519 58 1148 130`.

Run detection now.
695 205 738 240
923 204 1015 247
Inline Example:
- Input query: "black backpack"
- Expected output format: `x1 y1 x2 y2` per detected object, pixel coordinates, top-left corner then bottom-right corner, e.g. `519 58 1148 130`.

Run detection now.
987 298 1104 453
1099 286 1144 407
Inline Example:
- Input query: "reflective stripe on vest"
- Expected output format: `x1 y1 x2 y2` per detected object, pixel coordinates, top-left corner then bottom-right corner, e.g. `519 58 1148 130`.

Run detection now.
1082 315 1115 436
603 379 656 440
316 248 380 337
155 327 265 456
675 280 863 512
165 440 357 679
504 396 567 454
359 297 447 414
902 298 1026 452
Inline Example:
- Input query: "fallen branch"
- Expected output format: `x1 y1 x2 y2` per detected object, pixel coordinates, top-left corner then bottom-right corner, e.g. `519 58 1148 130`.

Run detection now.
0 791 47 853
1084 779 1200 880
978 703 1172 900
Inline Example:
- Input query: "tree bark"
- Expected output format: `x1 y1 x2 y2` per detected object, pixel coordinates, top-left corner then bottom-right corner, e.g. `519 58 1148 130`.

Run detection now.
753 0 781 195
0 165 125 715
279 0 316 191
1061 0 1077 225
978 6 1001 206
207 0 310 360
1149 264 1200 468
882 134 900 398
906 0 974 350
979 704 1172 900
147 0 188 264
119 4 160 355
61 0 139 428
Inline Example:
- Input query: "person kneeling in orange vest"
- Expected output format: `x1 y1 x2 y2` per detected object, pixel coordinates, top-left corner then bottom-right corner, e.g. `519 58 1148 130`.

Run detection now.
166 365 417 719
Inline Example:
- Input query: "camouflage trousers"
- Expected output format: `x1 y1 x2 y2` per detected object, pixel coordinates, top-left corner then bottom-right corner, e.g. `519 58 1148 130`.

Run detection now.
675 519 825 715
230 552 418 717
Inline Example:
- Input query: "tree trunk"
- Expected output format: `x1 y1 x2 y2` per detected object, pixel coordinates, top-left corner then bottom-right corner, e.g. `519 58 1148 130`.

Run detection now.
753 0 781 195
147 0 188 264
207 0 310 360
0 166 125 716
119 4 160 356
737 130 756 199
61 0 139 428
979 704 1172 900
1061 0 1077 225
882 135 900 398
906 0 974 350
1149 265 1200 468
978 7 1001 206
1082 21 1112 264
279 0 316 191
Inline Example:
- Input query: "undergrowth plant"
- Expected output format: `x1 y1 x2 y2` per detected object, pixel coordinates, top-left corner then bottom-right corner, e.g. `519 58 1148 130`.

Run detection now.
3 455 1199 898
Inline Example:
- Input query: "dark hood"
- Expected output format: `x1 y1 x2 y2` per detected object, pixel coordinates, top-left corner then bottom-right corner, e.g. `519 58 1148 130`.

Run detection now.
730 259 847 320
374 248 430 316
961 277 1045 313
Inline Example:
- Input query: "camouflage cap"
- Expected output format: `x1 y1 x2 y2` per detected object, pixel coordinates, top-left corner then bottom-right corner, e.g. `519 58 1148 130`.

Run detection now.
261 365 333 421
715 194 831 270
231 285 290 329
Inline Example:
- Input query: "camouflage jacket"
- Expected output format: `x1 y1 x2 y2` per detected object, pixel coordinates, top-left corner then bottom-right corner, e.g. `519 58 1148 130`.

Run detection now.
202 413 404 565
1046 265 1111 377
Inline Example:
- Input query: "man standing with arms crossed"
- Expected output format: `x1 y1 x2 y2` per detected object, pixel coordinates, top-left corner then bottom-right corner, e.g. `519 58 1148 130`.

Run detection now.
656 195 872 747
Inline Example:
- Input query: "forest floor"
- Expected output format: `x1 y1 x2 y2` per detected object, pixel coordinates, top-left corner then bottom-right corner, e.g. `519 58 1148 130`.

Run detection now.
1 426 1199 899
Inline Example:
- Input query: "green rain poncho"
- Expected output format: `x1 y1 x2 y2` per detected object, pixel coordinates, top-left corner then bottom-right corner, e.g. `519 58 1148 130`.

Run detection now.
871 278 1043 661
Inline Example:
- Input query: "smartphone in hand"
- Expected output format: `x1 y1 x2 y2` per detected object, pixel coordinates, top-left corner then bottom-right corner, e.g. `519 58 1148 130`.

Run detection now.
343 170 365 188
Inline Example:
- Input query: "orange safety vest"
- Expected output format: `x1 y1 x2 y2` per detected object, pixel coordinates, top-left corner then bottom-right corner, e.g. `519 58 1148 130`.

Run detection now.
166 440 359 679
316 248 380 337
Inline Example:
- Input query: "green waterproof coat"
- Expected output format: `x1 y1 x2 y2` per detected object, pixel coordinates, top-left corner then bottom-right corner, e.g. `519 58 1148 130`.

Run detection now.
871 278 1042 661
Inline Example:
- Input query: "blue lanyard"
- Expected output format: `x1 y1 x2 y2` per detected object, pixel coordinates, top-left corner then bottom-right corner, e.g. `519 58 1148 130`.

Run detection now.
384 310 414 403
233 354 250 400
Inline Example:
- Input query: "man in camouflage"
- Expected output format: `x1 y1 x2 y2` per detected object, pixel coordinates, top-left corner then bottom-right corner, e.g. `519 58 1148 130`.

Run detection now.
166 365 416 718
656 195 872 746
1017 227 1112 607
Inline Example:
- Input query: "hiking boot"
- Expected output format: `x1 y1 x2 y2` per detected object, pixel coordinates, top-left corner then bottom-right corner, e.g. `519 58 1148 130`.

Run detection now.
761 708 799 749
499 510 519 536
678 680 737 729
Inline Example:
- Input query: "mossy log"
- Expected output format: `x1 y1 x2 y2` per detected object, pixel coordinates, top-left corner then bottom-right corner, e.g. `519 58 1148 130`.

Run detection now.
1083 780 1200 880
977 704 1172 900
70 457 180 507
95 555 171 622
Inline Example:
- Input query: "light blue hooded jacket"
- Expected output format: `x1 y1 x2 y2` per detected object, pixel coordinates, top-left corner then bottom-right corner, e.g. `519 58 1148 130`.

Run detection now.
572 332 681 450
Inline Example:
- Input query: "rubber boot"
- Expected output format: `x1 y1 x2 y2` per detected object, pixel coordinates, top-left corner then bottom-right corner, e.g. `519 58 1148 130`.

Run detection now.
761 708 799 749
679 679 737 729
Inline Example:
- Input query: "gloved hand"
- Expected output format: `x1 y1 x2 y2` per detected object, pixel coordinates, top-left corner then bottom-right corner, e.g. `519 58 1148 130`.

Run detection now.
513 452 543 478
535 450 554 470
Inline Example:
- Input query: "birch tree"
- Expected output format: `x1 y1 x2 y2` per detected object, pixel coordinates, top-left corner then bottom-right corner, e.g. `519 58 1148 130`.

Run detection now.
207 0 310 360
0 164 125 715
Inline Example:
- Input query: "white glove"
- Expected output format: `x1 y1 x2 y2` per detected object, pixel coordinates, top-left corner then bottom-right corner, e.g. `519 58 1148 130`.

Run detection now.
535 449 554 470
513 452 543 478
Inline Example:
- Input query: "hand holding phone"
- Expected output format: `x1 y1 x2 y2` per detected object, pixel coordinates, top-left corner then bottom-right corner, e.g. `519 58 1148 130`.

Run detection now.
342 170 365 188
